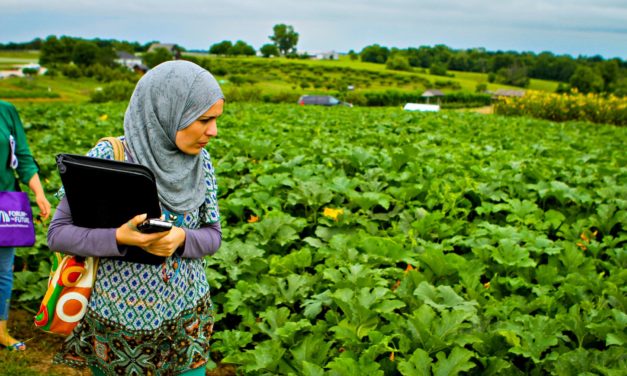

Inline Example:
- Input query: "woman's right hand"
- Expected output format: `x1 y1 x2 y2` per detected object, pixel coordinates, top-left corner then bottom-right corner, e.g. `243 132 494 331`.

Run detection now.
115 214 170 247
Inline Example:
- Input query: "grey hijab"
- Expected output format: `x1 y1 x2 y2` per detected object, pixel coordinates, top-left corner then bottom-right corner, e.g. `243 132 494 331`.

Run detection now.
123 60 223 213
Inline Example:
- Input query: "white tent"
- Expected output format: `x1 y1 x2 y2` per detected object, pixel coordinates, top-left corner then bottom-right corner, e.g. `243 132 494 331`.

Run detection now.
403 103 440 112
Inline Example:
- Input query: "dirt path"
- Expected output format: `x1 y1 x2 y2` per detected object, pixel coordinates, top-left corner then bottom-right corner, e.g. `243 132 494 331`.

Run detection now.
1 308 236 375
0 309 89 375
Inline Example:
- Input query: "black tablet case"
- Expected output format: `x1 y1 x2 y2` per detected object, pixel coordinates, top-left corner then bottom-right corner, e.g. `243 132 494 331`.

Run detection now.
56 154 166 265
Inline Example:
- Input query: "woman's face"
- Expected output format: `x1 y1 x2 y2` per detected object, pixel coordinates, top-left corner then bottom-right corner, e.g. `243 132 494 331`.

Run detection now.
175 99 224 155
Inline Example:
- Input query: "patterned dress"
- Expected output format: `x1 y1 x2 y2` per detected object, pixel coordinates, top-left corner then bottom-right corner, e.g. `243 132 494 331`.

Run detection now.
54 139 220 376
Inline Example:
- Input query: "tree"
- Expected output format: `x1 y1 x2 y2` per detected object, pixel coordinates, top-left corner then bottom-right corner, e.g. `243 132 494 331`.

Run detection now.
386 55 411 71
360 44 389 64
209 40 233 55
348 50 359 61
405 46 433 68
95 45 117 67
431 44 453 64
429 62 448 76
72 41 99 66
569 66 604 93
228 40 256 56
143 48 172 68
260 43 279 58
22 67 38 77
269 24 299 56
609 77 627 96
40 35 73 65
475 82 488 93
491 53 515 72
598 59 620 90
495 63 530 87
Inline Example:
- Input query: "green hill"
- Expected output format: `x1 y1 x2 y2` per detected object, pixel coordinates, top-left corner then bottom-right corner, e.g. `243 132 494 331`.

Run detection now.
0 50 559 104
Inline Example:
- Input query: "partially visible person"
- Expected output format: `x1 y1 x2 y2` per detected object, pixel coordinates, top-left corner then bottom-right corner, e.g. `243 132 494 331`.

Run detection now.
0 100 51 351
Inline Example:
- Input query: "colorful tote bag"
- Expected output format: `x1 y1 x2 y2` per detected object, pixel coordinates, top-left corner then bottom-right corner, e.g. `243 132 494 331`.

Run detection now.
34 136 124 335
34 253 99 335
0 190 36 247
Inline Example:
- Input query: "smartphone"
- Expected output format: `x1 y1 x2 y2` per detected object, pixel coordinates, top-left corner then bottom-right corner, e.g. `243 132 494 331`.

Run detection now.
137 218 173 233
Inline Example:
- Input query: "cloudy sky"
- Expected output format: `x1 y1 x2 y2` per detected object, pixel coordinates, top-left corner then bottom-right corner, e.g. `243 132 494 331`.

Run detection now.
1 0 626 59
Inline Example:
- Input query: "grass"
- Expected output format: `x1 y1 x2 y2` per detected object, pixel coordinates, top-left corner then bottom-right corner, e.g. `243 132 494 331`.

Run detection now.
0 50 561 104
0 50 40 69
0 51 103 103
188 53 556 94
528 78 560 92
0 76 102 102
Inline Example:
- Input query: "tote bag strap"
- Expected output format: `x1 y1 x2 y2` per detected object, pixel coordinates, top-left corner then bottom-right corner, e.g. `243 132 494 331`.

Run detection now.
96 137 125 161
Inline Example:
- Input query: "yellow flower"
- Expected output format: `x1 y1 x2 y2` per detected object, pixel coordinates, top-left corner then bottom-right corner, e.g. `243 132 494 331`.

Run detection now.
247 215 259 223
99 114 108 121
323 207 344 221
483 282 491 289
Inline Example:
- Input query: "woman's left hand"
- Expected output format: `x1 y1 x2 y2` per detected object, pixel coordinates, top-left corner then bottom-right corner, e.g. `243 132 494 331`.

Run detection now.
143 227 186 257
36 193 51 220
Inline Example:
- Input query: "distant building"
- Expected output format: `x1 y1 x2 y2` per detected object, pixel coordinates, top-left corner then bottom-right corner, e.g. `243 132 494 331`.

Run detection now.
421 89 445 104
421 89 445 97
114 51 145 72
0 64 46 79
300 50 339 60
147 43 181 58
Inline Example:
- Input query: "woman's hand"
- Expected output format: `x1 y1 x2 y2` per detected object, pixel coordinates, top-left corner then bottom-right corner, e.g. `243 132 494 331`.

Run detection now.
35 192 51 220
27 173 51 220
115 214 170 248
143 227 186 257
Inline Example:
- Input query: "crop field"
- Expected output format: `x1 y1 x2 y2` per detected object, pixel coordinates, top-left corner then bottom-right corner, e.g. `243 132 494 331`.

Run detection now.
6 102 627 375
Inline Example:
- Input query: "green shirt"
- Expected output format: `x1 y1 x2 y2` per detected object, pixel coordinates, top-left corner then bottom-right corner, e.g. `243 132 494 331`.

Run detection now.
0 100 38 191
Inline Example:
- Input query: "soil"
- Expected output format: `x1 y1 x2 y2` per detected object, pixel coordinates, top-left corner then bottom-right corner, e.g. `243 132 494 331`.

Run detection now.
0 308 89 375
1 308 237 376
472 105 494 114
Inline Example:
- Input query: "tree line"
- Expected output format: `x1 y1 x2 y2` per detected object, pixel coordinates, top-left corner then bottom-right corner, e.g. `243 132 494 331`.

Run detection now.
355 44 626 94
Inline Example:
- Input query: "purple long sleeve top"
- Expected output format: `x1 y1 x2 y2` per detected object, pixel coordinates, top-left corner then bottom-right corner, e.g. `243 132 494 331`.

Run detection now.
47 196 222 259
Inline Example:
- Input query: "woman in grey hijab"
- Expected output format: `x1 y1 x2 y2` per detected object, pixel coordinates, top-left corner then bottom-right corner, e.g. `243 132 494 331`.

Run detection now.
48 60 224 376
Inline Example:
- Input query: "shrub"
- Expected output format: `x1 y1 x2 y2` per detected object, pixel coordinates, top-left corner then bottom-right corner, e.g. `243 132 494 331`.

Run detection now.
386 56 412 72
362 90 422 106
429 62 448 76
261 91 300 104
228 75 258 85
143 48 173 68
440 92 492 108
223 86 263 102
434 80 462 89
494 90 627 126
61 64 81 79
83 64 138 83
343 92 368 106
21 67 39 76
90 81 136 103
